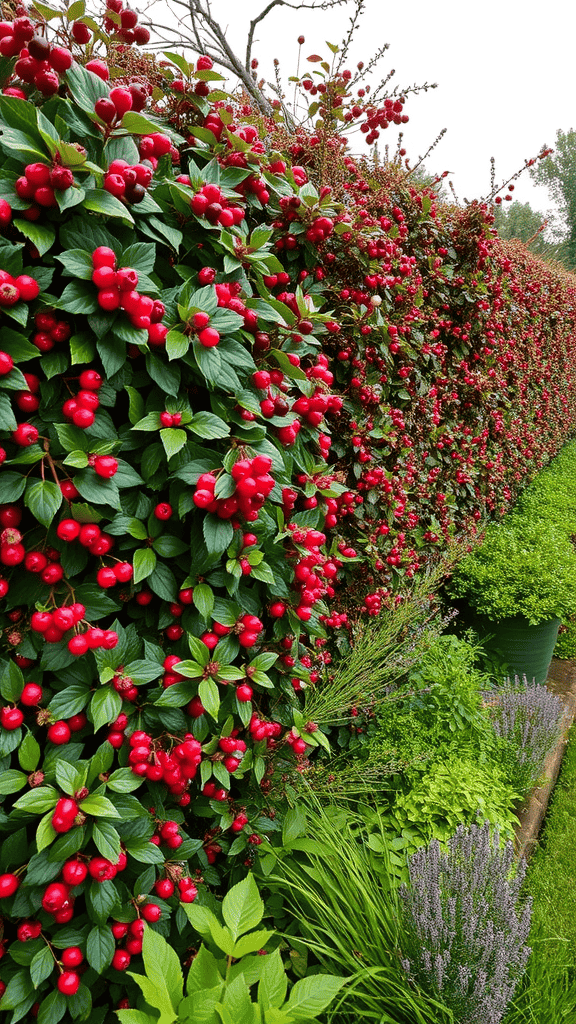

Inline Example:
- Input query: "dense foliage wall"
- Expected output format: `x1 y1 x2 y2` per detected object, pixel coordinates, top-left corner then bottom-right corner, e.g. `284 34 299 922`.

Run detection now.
0 5 575 1020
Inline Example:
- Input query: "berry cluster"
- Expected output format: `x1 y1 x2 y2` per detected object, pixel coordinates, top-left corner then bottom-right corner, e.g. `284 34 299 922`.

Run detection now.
218 734 247 773
32 309 71 352
68 626 119 657
31 602 86 644
56 518 114 556
192 455 275 522
0 270 39 306
91 246 167 342
51 798 79 834
248 715 283 743
188 182 245 228
103 156 152 204
16 161 74 213
0 19 72 95
96 560 133 588
61 367 103 427
103 0 150 45
138 132 173 168
127 732 203 802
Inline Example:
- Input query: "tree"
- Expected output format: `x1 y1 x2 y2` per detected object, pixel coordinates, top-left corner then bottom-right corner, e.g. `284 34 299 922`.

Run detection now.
493 199 568 265
529 129 576 269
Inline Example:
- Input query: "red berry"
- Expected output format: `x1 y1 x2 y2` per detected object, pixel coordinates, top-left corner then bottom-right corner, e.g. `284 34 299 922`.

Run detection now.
12 423 38 446
21 682 43 705
57 971 80 996
62 860 87 885
111 949 131 971
68 634 89 656
42 881 70 912
154 878 175 898
0 706 24 730
60 946 83 968
47 720 71 745
0 873 19 898
94 455 118 478
141 902 161 922
86 59 109 80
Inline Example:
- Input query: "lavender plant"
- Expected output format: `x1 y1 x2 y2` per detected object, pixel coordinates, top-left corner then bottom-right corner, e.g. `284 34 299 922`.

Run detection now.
399 822 532 1024
489 680 565 793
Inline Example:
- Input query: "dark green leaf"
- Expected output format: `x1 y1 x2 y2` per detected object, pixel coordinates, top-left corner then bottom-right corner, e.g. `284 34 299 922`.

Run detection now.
24 480 62 527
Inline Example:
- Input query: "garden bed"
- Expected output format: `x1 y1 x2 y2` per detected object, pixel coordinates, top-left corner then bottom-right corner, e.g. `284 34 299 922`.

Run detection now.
514 657 576 859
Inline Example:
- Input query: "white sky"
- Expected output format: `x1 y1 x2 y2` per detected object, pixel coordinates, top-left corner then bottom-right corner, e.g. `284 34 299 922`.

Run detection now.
151 0 574 222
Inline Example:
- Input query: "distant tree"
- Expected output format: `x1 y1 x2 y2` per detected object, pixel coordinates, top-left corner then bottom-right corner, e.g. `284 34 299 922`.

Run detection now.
493 199 569 267
529 129 576 268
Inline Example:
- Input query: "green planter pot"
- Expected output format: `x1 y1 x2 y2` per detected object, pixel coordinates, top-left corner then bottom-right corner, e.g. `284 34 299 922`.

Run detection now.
460 608 561 685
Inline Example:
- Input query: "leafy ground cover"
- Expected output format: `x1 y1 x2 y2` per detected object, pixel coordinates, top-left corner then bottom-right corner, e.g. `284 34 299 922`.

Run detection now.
0 0 575 1021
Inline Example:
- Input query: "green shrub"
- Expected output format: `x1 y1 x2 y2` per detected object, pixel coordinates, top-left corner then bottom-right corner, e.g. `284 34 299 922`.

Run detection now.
388 755 521 852
266 803 453 1024
448 519 576 624
116 873 346 1024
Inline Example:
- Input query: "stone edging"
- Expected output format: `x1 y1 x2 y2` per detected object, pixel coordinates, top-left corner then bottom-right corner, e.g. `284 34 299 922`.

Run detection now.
514 657 576 860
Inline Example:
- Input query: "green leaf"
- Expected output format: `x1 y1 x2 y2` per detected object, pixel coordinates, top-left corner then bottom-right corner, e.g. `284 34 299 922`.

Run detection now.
36 987 67 1024
30 944 55 988
83 187 135 224
87 878 119 924
55 759 85 796
87 923 115 973
149 561 177 602
90 687 122 732
106 768 144 793
285 975 346 1018
18 732 41 771
232 929 274 957
79 793 120 818
13 218 55 256
1 659 24 701
141 923 184 1008
24 479 63 526
13 786 58 813
73 469 122 509
160 427 188 460
92 820 121 861
56 279 98 315
133 547 157 584
193 583 214 620
0 470 26 501
188 411 230 439
258 948 288 1011
198 677 220 720
36 811 58 854
123 838 165 863
163 50 191 76
282 806 307 845
0 769 27 795
0 391 17 430
222 873 264 941
117 1011 157 1024
203 515 234 556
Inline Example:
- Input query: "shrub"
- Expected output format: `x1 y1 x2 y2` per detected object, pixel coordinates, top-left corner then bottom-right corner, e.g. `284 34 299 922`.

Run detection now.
0 3 576 1020
267 803 453 1024
399 822 532 1024
116 873 347 1024
388 755 521 852
447 519 576 624
488 680 565 793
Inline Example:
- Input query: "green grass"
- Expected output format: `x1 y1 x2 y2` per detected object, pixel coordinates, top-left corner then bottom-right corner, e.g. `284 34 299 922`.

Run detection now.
502 725 576 1022
525 728 576 967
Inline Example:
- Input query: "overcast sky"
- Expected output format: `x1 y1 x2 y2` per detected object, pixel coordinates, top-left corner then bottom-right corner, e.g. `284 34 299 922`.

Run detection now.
152 0 572 222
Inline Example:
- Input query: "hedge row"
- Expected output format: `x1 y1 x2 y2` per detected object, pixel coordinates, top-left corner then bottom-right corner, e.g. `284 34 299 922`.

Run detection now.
0 6 575 1021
